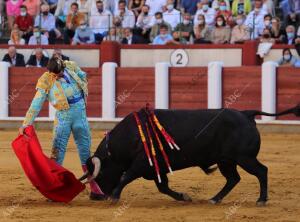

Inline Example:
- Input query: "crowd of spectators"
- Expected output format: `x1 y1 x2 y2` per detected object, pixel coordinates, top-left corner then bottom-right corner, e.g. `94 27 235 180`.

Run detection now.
0 0 298 46
2 46 69 67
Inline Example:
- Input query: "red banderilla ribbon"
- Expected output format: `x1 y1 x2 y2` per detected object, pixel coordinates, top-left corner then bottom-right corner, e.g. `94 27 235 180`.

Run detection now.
145 122 161 183
148 116 173 175
133 112 153 167
151 113 180 151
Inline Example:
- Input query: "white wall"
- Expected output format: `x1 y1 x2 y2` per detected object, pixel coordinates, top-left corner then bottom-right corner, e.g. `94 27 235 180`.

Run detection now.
121 49 242 67
0 48 100 67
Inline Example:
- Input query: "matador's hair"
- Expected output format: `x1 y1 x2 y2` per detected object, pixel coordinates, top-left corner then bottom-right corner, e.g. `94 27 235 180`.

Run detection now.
47 56 65 74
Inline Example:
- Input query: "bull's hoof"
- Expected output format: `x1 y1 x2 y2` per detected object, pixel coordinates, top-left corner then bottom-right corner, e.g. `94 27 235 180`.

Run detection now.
181 193 192 202
208 198 221 205
256 201 267 207
89 192 107 201
110 197 120 205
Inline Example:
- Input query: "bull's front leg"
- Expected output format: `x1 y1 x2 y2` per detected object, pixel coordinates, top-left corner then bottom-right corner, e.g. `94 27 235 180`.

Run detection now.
155 174 192 202
110 161 145 203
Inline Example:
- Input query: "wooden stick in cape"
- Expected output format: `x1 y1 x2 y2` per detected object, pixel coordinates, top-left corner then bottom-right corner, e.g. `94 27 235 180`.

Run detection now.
133 112 153 167
145 123 161 183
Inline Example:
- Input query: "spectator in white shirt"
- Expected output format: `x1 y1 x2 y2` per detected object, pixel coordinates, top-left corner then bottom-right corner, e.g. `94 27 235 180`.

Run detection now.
35 4 61 44
89 0 112 43
194 0 216 28
28 27 49 45
91 0 117 15
136 4 153 42
244 0 267 39
145 0 166 15
163 0 181 30
113 0 135 28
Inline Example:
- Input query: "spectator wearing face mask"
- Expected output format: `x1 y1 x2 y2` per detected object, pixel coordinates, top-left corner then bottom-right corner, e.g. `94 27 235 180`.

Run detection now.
153 24 177 45
34 4 61 44
172 13 193 43
113 0 135 29
163 0 181 30
89 0 112 44
231 0 252 17
136 4 153 43
276 48 298 67
8 27 25 45
212 0 230 11
72 20 95 44
6 0 23 30
244 0 267 39
150 12 172 42
14 5 33 43
257 28 274 58
257 14 272 37
194 14 211 44
194 0 216 28
282 25 297 45
26 48 49 67
211 15 231 44
64 2 86 44
216 1 234 27
230 14 250 44
28 26 49 45
145 0 166 15
259 28 274 43
263 14 272 29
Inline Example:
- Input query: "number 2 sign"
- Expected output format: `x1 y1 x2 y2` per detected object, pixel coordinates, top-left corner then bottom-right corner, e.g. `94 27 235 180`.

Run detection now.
170 49 189 67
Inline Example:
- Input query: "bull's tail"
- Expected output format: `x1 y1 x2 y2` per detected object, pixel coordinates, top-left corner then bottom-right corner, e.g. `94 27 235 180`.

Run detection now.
242 104 300 119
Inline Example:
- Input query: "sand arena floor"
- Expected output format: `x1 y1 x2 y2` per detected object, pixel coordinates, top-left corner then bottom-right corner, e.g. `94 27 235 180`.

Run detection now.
0 130 299 222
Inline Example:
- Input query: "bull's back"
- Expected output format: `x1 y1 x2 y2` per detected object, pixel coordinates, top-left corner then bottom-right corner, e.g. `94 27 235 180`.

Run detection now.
152 109 260 169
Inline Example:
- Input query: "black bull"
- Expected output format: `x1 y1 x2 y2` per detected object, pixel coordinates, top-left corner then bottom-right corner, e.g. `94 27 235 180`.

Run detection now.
81 106 300 206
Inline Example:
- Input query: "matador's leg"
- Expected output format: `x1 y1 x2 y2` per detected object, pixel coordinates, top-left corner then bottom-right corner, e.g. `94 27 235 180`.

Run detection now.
51 110 72 165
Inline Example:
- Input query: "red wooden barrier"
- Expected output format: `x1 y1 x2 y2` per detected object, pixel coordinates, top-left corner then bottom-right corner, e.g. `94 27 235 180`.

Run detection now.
8 67 101 118
116 67 155 117
277 67 300 120
222 67 261 113
169 67 207 109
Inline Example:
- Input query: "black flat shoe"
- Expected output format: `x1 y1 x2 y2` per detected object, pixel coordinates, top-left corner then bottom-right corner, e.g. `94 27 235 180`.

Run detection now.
89 192 107 201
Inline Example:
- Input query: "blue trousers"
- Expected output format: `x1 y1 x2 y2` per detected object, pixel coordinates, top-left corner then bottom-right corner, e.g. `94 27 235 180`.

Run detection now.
51 103 91 165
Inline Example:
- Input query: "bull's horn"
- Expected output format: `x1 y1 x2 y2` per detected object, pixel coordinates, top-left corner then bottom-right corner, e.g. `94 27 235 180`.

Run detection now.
91 157 101 179
78 171 89 181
